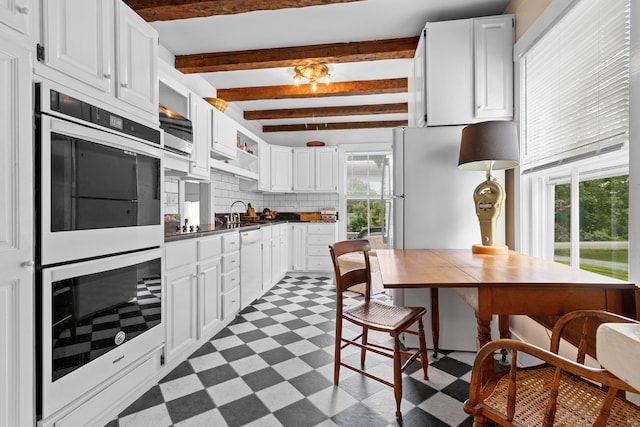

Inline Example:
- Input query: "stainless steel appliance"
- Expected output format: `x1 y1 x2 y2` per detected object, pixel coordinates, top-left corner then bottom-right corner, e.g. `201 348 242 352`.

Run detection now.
40 249 162 418
159 104 193 156
390 126 500 351
35 82 164 420
36 83 163 265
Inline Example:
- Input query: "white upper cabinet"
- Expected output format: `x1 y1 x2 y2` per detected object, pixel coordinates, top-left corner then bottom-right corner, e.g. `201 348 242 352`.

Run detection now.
211 108 238 160
293 147 338 193
293 148 314 192
115 0 158 115
41 0 158 120
270 145 293 192
43 0 113 93
314 147 338 192
0 0 31 36
412 15 514 127
473 16 514 120
189 94 212 180
258 140 271 192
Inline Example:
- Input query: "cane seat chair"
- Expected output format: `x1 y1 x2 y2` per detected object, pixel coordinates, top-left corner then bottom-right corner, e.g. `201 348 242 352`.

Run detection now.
329 239 429 419
464 310 640 426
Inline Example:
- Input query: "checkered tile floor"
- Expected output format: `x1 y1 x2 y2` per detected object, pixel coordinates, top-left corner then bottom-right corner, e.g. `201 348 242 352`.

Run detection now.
107 273 477 427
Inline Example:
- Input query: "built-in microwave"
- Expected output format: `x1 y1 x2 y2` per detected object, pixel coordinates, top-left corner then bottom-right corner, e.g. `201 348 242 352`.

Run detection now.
159 104 193 156
39 248 163 418
36 83 163 265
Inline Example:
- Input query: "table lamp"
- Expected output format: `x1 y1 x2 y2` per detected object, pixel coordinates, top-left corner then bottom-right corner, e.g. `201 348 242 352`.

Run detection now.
458 121 519 255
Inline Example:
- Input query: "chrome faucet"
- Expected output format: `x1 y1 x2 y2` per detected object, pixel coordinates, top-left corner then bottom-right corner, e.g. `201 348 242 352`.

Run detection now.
229 200 247 223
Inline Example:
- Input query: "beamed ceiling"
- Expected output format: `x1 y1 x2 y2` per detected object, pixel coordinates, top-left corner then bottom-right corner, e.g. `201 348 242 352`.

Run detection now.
124 0 510 146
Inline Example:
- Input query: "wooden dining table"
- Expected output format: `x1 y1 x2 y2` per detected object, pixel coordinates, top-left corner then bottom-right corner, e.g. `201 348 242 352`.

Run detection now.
376 249 638 359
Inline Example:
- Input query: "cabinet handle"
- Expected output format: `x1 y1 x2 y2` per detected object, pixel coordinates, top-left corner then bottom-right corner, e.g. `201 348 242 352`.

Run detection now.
192 274 198 279
103 73 111 79
21 260 34 268
16 6 29 14
121 82 128 88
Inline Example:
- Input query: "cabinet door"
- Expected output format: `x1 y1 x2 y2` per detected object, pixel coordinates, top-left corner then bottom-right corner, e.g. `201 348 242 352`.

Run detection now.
189 94 211 180
0 40 32 427
271 236 280 285
212 109 237 160
258 140 271 191
0 0 30 35
425 19 473 126
291 224 307 271
262 238 272 291
44 0 112 92
198 258 221 339
474 15 514 120
314 147 338 192
271 145 293 192
165 265 197 361
293 148 314 192
409 28 426 127
115 0 158 115
280 225 290 276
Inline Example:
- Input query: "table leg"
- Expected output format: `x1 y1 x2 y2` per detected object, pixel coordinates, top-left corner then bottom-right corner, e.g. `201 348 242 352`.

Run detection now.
499 315 509 363
476 309 493 385
431 288 439 358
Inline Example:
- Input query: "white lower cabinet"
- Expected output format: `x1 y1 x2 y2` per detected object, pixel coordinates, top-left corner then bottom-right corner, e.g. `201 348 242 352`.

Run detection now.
306 223 337 272
291 223 337 272
221 232 241 320
197 235 222 339
291 224 307 271
271 225 281 285
165 233 226 362
262 226 273 292
280 225 290 277
165 240 198 362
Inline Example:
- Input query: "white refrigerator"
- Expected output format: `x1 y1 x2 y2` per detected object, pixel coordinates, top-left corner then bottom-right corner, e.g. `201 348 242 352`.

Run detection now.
390 126 501 351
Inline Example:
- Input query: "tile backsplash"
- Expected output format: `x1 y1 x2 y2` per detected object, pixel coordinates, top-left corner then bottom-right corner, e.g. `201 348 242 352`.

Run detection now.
164 171 340 223
211 170 338 214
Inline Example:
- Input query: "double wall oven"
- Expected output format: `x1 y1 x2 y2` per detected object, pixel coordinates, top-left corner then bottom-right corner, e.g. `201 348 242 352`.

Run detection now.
35 82 164 419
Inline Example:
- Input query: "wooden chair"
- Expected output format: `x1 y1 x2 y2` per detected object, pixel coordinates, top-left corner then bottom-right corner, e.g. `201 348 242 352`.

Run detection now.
329 239 429 419
464 310 640 426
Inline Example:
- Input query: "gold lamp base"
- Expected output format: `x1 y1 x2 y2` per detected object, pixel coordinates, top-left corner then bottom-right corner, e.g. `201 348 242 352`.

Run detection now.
472 244 509 255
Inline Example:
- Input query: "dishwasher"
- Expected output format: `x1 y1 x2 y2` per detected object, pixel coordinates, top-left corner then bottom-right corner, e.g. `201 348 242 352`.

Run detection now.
240 229 262 307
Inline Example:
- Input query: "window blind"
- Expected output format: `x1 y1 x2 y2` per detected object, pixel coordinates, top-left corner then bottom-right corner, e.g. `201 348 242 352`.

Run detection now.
521 0 630 173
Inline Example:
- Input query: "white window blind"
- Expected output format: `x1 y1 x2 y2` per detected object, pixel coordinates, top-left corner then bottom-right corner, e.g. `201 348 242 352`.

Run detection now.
521 0 630 172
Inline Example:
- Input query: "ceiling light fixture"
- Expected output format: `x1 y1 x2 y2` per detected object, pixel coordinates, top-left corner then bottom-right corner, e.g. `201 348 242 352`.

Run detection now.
293 63 330 91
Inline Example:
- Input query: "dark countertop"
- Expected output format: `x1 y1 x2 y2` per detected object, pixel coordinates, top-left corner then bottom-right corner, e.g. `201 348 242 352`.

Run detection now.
164 219 289 242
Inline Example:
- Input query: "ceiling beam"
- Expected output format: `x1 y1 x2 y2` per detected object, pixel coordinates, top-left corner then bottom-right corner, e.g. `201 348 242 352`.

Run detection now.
124 0 360 22
244 103 408 120
175 37 419 73
217 78 407 102
263 120 407 132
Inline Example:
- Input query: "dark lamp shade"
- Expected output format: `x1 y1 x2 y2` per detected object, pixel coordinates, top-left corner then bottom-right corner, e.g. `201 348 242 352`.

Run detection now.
458 121 519 171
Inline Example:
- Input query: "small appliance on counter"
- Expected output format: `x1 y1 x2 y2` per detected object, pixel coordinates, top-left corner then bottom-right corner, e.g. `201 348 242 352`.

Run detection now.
320 208 337 222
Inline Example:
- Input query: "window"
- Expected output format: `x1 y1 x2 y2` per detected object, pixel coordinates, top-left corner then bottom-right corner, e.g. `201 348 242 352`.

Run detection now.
551 169 629 280
520 0 630 280
344 152 392 246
